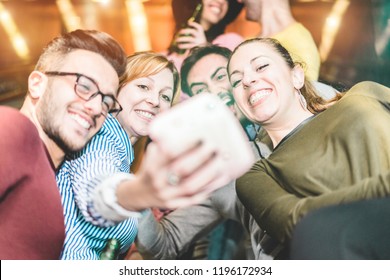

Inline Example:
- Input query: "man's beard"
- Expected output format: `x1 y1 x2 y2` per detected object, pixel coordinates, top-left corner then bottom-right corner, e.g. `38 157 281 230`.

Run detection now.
48 127 84 154
39 111 85 154
36 91 85 155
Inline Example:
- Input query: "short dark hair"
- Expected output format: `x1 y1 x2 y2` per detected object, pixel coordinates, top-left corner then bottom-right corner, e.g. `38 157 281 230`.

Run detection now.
181 44 232 96
35 29 127 78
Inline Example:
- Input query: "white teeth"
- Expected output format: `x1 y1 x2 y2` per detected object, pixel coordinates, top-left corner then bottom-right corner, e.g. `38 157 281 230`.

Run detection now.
70 114 91 129
249 90 271 105
137 110 154 120
210 6 221 15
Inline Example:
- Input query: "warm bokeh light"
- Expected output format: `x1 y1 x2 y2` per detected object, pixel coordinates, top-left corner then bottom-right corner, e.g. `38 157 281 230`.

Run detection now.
92 0 111 5
0 3 30 60
319 0 350 62
125 0 151 51
56 0 83 31
326 16 340 29
0 0 388 109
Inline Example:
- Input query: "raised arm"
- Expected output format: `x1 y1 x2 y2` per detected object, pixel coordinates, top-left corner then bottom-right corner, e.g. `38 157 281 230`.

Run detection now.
57 141 131 227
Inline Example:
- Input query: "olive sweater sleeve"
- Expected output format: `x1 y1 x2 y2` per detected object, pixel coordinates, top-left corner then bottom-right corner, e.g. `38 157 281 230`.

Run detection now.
237 169 390 244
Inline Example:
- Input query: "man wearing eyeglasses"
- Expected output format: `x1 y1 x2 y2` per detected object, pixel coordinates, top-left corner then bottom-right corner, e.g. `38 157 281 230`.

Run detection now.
0 29 127 260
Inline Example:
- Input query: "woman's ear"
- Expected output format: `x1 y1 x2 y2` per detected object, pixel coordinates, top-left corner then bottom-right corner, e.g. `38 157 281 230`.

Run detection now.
292 65 305 90
28 71 48 99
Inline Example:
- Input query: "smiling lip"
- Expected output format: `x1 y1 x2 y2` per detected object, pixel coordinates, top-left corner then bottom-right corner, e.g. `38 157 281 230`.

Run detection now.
210 6 221 15
68 110 95 131
135 109 156 121
248 88 272 107
208 2 222 15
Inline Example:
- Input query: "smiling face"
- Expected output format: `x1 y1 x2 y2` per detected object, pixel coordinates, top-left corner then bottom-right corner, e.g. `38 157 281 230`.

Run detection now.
201 0 229 28
187 53 242 118
188 54 232 100
116 68 174 143
229 40 303 126
36 49 119 153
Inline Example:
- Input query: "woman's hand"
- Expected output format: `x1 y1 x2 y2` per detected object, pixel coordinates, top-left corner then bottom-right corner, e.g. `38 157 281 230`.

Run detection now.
174 21 207 53
116 95 255 212
115 139 222 212
130 140 221 210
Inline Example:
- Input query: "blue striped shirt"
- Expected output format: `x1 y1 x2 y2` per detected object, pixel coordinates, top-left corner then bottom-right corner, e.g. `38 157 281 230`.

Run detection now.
56 115 137 260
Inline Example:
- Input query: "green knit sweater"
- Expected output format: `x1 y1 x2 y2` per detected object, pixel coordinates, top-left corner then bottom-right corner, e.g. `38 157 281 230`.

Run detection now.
236 81 390 244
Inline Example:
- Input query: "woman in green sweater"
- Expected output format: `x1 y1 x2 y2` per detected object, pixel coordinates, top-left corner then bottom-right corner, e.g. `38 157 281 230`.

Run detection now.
227 37 390 254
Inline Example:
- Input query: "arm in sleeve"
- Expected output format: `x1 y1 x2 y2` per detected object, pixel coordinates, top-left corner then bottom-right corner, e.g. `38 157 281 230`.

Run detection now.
67 148 127 227
237 169 390 244
136 197 225 259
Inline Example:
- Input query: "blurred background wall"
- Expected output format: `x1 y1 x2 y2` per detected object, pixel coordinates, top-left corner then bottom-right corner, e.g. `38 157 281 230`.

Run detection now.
0 0 389 108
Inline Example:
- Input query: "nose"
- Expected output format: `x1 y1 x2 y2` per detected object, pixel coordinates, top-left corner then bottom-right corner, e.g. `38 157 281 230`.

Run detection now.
84 94 104 116
242 69 257 89
208 84 225 96
146 91 160 107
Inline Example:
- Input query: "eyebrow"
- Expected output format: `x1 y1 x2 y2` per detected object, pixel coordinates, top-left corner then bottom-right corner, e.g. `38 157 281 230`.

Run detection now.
139 76 153 82
137 76 173 92
210 66 227 80
160 86 173 93
147 76 173 92
189 66 226 91
94 79 115 96
189 81 206 91
230 55 266 76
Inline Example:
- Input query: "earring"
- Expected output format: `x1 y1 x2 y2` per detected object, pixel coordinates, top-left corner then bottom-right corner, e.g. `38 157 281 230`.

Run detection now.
297 89 307 109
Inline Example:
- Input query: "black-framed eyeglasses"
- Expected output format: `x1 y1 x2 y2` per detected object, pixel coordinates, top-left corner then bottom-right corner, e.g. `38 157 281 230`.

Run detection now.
44 71 123 117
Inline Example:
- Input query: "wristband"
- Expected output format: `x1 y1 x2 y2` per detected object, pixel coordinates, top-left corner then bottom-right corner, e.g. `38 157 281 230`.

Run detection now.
94 173 143 222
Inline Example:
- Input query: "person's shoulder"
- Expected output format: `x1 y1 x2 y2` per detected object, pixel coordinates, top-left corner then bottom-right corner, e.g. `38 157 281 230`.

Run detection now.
0 106 43 155
100 116 129 142
0 106 39 138
213 32 244 51
349 81 388 91
79 115 130 156
275 22 308 37
0 106 27 123
345 81 390 100
217 32 244 40
0 105 19 115
89 116 118 140
165 51 185 70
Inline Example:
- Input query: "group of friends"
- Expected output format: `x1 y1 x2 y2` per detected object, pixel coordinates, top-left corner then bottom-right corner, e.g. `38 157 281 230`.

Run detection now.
1 0 390 261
